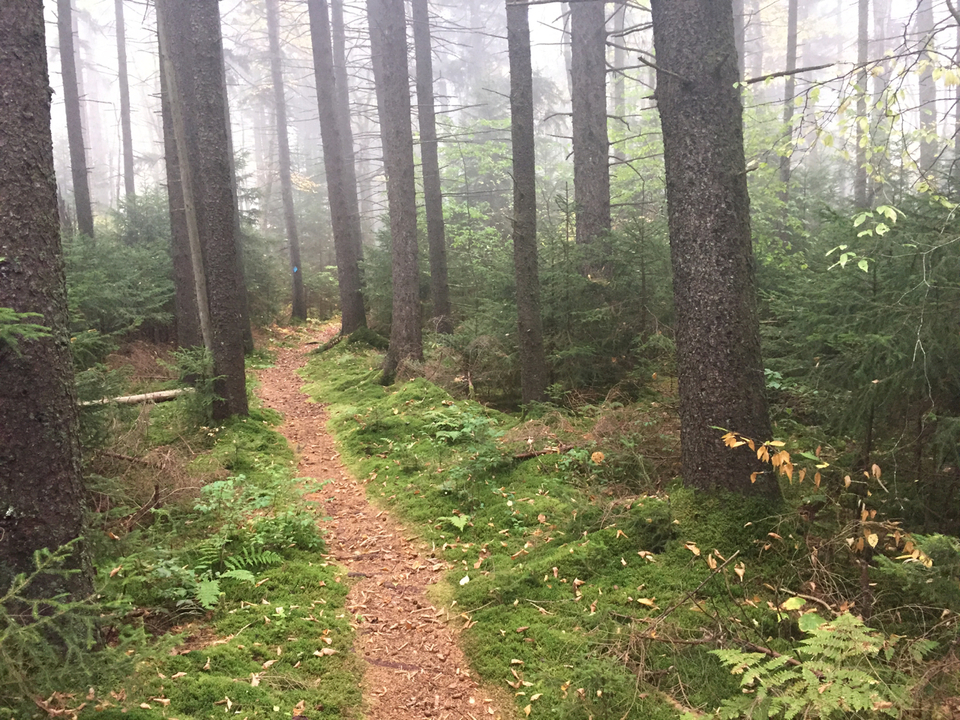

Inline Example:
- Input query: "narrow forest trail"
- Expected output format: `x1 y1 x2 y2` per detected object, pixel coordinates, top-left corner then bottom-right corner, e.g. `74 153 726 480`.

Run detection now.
255 329 512 720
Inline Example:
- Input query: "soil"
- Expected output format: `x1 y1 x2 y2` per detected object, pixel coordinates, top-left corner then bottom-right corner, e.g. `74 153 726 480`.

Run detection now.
255 328 513 720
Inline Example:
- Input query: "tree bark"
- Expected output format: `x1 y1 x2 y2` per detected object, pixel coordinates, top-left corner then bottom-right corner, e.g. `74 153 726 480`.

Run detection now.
116 0 135 206
570 1 611 253
331 0 367 253
157 0 249 419
412 0 454 333
507 0 548 404
158 33 202 350
733 0 746 80
367 0 423 378
308 0 367 334
266 0 307 321
0 0 92 598
778 0 798 241
854 0 869 207
917 0 937 178
57 0 95 238
650 0 778 498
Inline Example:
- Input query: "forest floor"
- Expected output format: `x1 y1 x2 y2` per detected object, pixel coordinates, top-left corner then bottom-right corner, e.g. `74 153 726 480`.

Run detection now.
255 326 514 720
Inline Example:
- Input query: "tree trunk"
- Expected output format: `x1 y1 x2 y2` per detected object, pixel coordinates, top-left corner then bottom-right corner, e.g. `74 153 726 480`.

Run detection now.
308 0 367 334
412 0 453 333
778 0 798 241
507 0 548 404
57 0 95 238
158 33 202 349
331 0 367 253
116 0 135 206
157 0 249 419
0 0 92 598
571 0 611 253
367 0 423 378
611 2 627 163
854 0 869 207
650 0 778 498
733 0 746 80
266 0 306 321
917 0 937 178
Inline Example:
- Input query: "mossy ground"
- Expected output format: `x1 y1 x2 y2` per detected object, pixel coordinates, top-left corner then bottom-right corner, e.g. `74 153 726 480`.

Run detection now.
299 343 804 720
1 348 362 720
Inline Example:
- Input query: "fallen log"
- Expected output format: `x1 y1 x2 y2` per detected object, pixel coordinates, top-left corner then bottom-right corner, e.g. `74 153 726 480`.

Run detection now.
81 388 194 407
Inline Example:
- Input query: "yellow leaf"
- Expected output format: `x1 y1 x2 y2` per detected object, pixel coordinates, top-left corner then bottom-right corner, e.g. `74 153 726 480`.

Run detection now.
707 555 717 570
814 471 822 488
867 533 879 548
844 475 852 488
524 705 532 716
767 440 786 447
871 463 882 479
798 468 806 484
637 597 657 607
684 542 701 556
734 563 745 581
750 472 760 484
531 693 542 702
746 438 756 451
615 529 628 539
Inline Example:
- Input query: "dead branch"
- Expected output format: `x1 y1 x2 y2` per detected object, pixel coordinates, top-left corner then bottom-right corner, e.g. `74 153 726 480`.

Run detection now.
81 388 193 407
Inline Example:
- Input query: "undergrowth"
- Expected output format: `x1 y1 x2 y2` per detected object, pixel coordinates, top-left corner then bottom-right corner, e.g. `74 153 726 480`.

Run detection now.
1 346 360 720
301 341 960 720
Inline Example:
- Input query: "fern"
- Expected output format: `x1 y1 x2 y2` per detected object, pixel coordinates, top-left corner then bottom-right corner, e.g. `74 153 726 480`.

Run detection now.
705 614 913 720
224 547 282 572
195 579 221 610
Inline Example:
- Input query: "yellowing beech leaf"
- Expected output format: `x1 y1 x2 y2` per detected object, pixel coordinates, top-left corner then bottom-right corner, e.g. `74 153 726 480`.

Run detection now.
750 472 760 484
637 551 656 562
707 555 717 570
615 529 628 539
637 597 657 607
262 660 277 669
734 563 745 581
814 471 822 488
511 659 525 665
251 673 262 687
524 705 532 717
867 533 879 548
871 463 882 479
844 475 852 488
767 440 786 447
171 672 187 679
684 542 701 556
531 693 542 702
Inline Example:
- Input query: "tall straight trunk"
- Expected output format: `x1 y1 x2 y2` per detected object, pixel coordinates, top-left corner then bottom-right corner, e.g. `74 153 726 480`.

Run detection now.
367 0 423 378
507 0 548 404
331 0 366 252
266 0 306 320
855 0 869 207
778 0 798 240
871 0 892 200
157 0 249 419
159 34 202 349
308 0 367 333
955 21 960 186
733 0 746 80
0 0 92 598
116 0 135 205
57 0 95 238
570 1 611 252
220 51 256 354
611 3 626 163
412 0 453 333
917 0 937 177
650 0 777 498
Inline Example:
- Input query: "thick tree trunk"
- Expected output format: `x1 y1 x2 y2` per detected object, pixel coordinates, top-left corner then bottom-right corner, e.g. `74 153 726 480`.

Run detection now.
917 0 937 178
367 0 423 378
570 1 611 253
650 0 778 498
331 0 367 253
507 0 548 404
116 0 135 205
158 35 202 349
778 0 798 240
266 0 306 321
0 0 92 598
57 0 95 238
412 0 453 334
855 0 869 207
157 0 249 419
308 0 367 334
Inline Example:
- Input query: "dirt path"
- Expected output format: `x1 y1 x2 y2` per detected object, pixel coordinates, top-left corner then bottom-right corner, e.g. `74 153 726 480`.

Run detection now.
255 330 510 720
